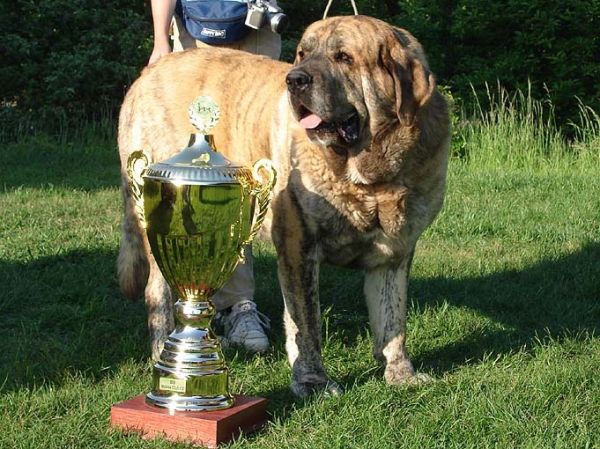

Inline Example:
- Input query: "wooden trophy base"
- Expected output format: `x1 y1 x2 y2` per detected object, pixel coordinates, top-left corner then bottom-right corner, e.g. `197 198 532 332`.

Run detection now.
110 394 267 448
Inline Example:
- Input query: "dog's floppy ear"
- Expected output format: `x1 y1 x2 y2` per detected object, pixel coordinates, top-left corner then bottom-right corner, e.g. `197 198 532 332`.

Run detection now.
381 29 436 127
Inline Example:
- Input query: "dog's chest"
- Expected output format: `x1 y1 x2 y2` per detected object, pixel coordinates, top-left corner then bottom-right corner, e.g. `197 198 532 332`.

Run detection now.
301 178 420 267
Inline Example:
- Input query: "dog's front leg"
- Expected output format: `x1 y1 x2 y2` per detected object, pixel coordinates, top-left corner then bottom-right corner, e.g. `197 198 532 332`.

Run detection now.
272 195 342 397
364 252 419 385
278 250 343 397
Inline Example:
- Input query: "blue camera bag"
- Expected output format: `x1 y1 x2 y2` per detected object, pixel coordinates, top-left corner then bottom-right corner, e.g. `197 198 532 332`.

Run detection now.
178 0 251 44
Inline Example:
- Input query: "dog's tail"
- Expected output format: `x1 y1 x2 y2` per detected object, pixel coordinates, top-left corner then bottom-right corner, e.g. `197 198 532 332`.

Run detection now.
117 171 150 301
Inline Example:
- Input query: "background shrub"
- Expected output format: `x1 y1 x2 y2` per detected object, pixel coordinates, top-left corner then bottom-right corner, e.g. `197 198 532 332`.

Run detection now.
1 0 598 138
377 0 600 127
0 0 152 136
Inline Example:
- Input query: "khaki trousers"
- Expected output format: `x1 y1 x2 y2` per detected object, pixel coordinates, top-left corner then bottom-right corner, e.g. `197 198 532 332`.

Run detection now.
172 15 281 59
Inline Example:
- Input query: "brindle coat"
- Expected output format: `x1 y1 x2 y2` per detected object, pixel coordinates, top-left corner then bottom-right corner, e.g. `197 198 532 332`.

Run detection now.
117 15 451 397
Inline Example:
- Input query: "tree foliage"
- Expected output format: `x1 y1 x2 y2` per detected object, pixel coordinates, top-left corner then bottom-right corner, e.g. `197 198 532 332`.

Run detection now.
1 0 598 134
393 0 600 122
0 0 151 131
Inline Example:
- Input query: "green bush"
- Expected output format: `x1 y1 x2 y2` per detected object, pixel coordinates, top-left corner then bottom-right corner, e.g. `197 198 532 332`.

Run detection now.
1 0 598 137
0 0 152 136
392 0 600 127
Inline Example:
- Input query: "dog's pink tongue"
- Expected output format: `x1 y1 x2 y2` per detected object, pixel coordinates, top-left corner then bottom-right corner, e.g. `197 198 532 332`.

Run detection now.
299 113 323 129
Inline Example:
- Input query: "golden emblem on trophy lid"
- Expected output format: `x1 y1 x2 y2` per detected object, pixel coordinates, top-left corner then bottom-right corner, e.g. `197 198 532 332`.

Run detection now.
188 95 221 135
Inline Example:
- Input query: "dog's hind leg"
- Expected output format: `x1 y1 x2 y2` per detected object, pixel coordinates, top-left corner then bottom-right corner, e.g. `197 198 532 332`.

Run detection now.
117 170 174 360
364 251 420 385
145 256 175 360
117 172 150 301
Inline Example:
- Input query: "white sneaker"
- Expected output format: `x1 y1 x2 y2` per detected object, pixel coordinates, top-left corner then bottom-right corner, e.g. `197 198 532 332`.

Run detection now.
224 300 271 353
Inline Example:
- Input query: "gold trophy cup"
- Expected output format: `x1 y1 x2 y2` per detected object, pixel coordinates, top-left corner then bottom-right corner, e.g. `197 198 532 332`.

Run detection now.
126 96 276 413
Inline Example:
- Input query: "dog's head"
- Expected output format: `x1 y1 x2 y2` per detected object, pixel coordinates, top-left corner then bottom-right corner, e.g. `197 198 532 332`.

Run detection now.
287 15 443 184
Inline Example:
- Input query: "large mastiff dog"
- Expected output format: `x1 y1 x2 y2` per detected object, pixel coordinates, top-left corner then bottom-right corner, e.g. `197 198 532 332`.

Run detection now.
118 15 450 397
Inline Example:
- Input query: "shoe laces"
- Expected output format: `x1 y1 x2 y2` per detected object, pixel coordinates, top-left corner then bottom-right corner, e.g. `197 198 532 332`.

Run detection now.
227 300 271 333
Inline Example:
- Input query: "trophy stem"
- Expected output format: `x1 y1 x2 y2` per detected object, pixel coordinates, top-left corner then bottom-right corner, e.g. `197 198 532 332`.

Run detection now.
146 297 235 412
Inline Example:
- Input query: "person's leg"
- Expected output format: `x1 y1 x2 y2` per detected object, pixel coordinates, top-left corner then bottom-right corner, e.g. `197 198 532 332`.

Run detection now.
236 27 281 59
211 246 255 309
171 16 197 51
170 17 274 352
213 246 271 353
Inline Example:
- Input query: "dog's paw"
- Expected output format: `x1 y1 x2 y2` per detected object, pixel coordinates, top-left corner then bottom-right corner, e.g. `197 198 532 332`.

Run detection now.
291 378 344 398
384 361 434 386
384 360 418 385
412 372 433 383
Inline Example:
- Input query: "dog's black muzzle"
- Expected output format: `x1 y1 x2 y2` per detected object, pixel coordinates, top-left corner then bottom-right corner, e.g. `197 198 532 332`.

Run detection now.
286 68 313 95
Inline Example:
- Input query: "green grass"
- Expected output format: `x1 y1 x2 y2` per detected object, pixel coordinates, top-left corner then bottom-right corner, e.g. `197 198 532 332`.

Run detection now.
1 94 599 448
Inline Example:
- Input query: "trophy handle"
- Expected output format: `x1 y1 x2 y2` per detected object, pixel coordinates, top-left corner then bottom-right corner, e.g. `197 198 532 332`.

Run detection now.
240 158 277 251
126 150 152 229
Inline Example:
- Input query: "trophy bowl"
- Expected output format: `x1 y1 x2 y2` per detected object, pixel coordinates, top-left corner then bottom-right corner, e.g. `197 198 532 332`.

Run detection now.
126 98 276 412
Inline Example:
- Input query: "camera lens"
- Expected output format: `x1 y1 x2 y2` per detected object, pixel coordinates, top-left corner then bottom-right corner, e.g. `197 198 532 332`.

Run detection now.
269 13 289 34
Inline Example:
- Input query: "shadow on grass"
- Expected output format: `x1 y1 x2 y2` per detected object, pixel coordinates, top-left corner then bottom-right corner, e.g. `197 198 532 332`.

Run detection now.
0 136 121 192
264 241 600 404
409 241 600 375
237 240 600 421
0 249 149 392
0 241 597 421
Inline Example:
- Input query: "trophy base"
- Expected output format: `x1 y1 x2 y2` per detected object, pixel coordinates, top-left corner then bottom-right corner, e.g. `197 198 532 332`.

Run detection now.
110 394 267 448
145 390 235 412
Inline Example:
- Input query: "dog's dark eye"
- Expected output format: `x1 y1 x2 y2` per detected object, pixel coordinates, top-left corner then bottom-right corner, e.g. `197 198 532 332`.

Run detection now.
335 52 353 64
297 50 305 60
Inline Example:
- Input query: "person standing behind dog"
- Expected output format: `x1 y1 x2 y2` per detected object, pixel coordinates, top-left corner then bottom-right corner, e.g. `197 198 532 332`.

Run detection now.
147 0 281 352
149 0 281 64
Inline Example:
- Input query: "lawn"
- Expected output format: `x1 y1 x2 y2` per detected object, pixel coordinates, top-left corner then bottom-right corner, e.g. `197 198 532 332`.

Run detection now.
0 94 599 448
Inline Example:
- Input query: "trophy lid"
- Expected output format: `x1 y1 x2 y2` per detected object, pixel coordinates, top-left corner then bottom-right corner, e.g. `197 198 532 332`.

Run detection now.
142 97 253 186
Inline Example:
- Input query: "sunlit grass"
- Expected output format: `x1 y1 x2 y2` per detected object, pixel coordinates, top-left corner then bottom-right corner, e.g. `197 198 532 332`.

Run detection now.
0 92 599 448
457 83 598 171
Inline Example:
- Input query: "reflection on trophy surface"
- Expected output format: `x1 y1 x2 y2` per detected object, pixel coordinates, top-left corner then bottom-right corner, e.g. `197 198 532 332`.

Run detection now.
127 96 276 412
